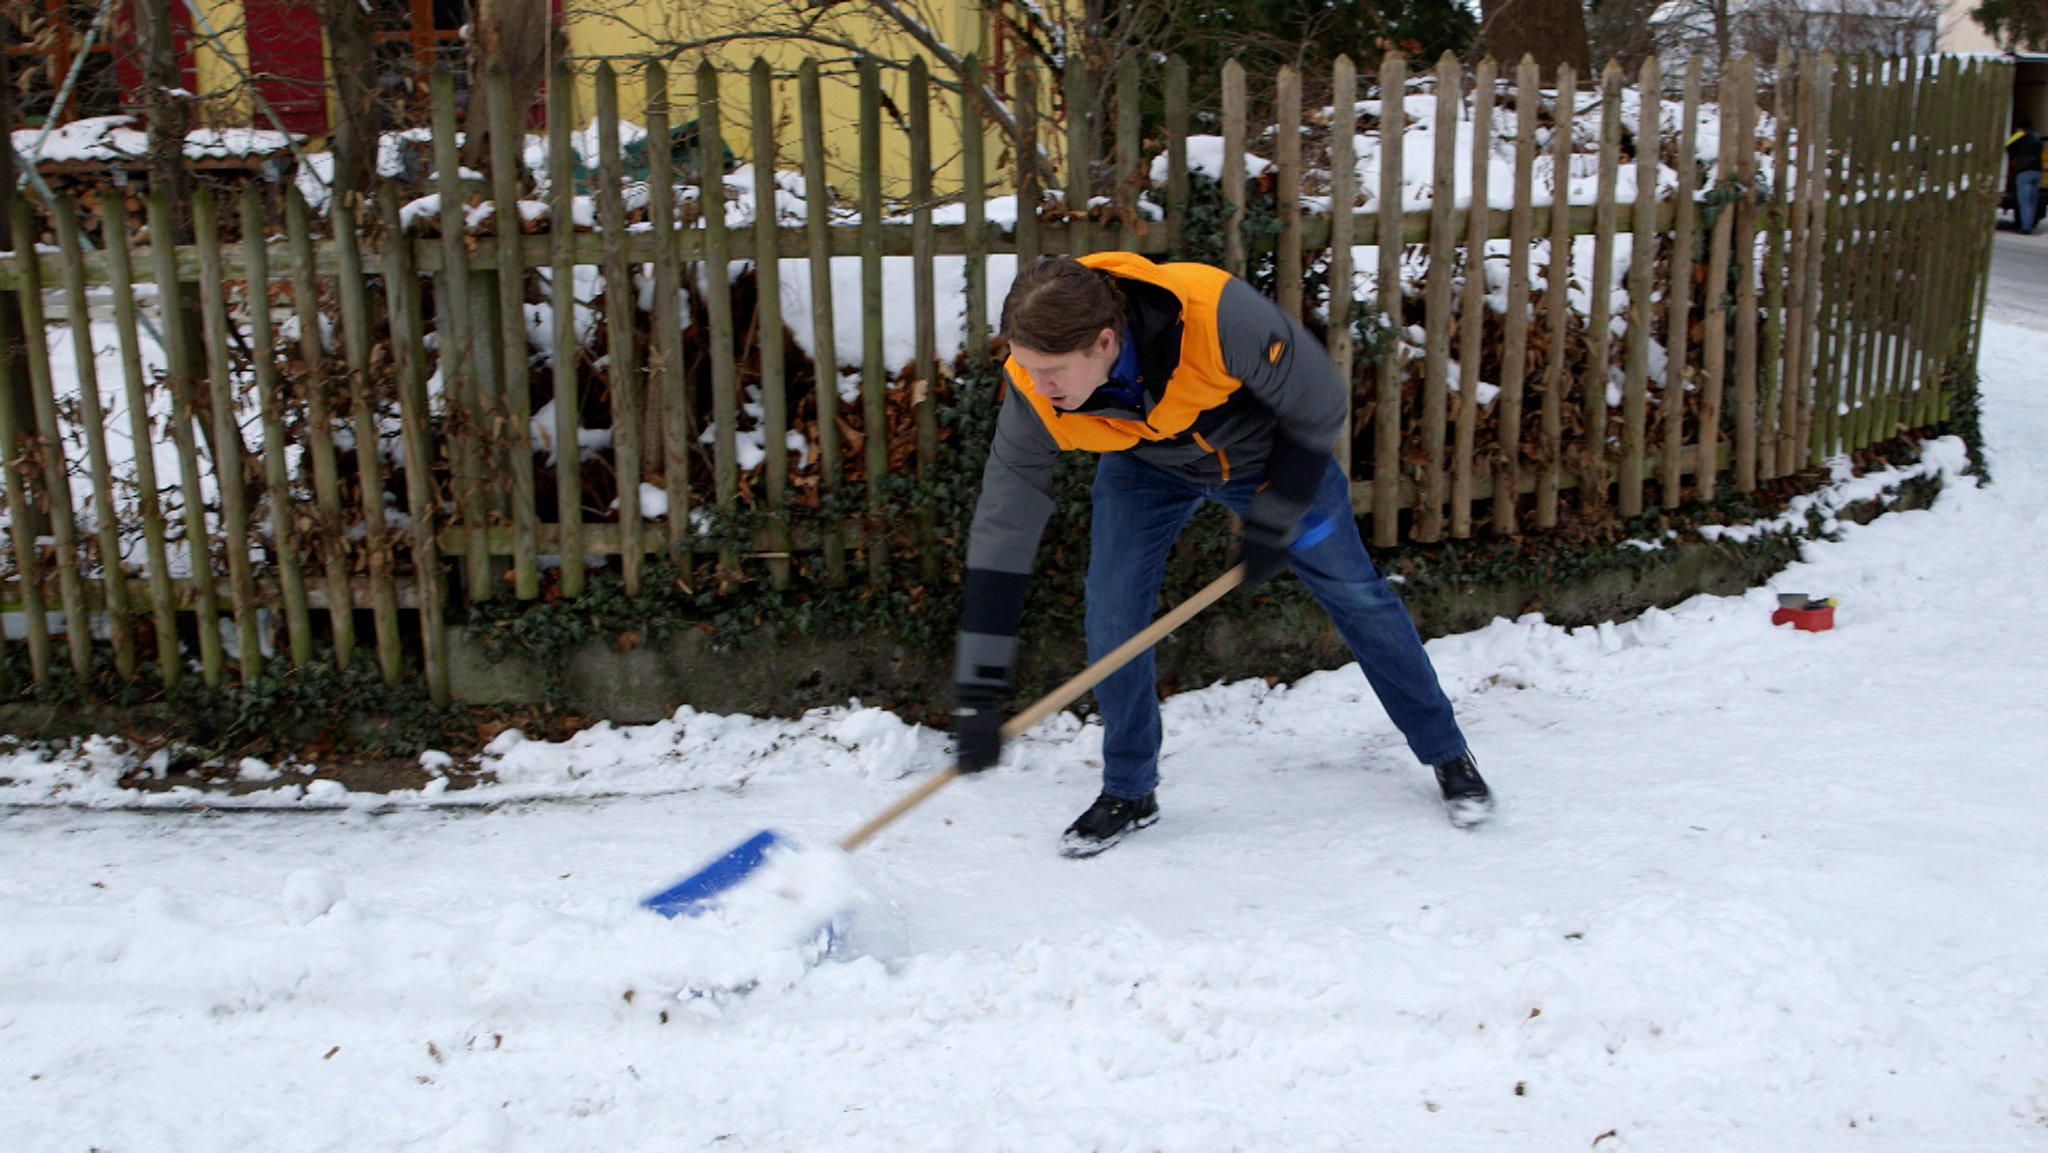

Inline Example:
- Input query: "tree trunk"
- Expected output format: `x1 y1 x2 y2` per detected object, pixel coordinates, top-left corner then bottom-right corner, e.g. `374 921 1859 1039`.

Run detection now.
321 0 378 201
1479 0 1591 75
461 0 565 174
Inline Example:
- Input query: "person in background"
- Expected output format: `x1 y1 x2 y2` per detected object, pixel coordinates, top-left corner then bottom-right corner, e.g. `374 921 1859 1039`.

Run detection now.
2007 116 2042 235
947 253 1493 857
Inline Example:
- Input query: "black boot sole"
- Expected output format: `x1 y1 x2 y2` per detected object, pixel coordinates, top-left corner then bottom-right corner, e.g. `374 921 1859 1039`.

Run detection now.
1058 810 1159 858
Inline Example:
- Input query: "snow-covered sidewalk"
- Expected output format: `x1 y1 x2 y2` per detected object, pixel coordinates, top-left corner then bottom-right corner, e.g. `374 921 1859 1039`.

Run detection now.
5 318 2047 1148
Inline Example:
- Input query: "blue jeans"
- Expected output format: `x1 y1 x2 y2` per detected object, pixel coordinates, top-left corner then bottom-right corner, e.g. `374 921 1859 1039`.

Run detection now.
1085 451 1468 800
2020 170 2041 234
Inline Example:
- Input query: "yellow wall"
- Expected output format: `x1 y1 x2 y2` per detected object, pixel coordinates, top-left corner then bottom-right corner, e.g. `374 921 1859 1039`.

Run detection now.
558 0 1002 199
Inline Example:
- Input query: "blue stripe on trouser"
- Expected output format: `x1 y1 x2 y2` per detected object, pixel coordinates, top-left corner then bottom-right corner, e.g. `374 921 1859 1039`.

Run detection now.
1084 451 1467 800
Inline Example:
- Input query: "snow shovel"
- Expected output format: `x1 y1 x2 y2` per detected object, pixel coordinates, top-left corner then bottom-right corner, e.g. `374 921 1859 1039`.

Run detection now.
641 558 1256 919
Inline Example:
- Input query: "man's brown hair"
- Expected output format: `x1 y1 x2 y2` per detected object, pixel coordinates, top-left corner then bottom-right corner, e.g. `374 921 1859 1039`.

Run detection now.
998 256 1127 354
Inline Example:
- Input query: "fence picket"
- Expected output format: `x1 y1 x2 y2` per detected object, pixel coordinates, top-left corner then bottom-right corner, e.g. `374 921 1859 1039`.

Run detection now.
857 58 889 581
910 57 939 582
699 61 743 578
595 64 643 595
1066 51 1093 255
485 66 540 600
1452 57 1495 538
1015 62 1041 267
98 203 179 682
0 286 51 682
963 55 990 363
1164 57 1189 258
1372 51 1408 548
1415 53 1460 543
1664 61 1702 504
1117 57 1142 254
191 190 263 683
331 200 402 683
1223 60 1248 278
1730 56 1762 489
432 68 493 603
1277 66 1304 319
1759 50 1793 480
800 59 845 584
51 198 139 678
1583 62 1624 514
147 189 225 686
1539 64 1576 529
378 183 449 705
13 199 92 678
283 188 356 661
546 60 588 590
1620 56 1659 517
1329 56 1358 478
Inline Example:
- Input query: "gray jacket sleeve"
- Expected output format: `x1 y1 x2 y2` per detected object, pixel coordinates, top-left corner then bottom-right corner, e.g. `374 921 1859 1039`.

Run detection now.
954 376 1060 693
1214 278 1345 535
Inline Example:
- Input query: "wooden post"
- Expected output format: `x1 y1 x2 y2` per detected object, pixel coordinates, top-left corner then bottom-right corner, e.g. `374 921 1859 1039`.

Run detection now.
378 183 449 705
51 198 139 678
1539 65 1575 529
13 200 93 679
909 57 939 582
596 63 643 595
1015 62 1041 266
1758 49 1793 480
1582 61 1624 515
432 67 493 603
962 55 991 363
332 200 402 684
1276 66 1304 319
800 59 845 584
1663 61 1702 506
1329 56 1358 479
1776 56 1815 480
699 61 743 576
1697 61 1738 501
1730 56 1762 489
101 202 180 679
1222 60 1247 277
1065 49 1093 255
1415 53 1459 543
1795 56 1835 468
486 65 539 600
1116 57 1141 254
284 187 358 660
233 186 312 670
1373 51 1408 547
1164 57 1190 257
857 57 889 581
1619 56 1659 518
749 59 792 588
1452 57 1494 538
148 189 224 686
1495 56 1538 536
190 189 263 683
549 59 588 595
0 326 49 682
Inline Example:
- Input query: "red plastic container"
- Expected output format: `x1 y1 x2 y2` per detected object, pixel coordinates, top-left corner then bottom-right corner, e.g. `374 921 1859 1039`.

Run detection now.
1771 604 1835 632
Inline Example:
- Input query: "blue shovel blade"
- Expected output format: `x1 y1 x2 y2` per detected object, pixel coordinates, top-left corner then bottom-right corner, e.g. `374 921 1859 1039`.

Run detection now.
641 828 789 919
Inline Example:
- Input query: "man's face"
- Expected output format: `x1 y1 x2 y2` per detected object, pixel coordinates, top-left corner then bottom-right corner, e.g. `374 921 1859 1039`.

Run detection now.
1011 327 1119 410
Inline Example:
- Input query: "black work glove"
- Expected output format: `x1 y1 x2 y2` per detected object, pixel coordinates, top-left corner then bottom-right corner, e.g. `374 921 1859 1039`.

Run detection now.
951 687 1006 772
1236 519 1293 589
1237 433 1329 594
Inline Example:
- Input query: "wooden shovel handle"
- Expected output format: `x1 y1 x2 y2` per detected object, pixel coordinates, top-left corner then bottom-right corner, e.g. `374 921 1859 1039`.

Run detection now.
837 563 1246 851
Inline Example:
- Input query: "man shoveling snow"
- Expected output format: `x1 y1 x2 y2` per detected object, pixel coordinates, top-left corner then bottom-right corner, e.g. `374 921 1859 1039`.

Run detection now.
950 253 1494 855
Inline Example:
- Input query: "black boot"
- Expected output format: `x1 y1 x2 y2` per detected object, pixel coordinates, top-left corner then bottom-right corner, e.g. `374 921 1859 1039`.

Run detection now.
1434 750 1493 828
1059 792 1159 858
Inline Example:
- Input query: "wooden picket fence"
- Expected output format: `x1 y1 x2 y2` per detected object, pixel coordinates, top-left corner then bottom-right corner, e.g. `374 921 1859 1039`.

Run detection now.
0 50 2011 703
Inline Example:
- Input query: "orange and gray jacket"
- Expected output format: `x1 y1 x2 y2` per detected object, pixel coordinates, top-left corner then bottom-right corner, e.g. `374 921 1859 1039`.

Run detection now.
954 253 1344 696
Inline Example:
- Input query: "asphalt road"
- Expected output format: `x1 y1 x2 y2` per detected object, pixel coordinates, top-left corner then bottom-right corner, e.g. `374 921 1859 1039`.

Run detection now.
1986 227 2048 330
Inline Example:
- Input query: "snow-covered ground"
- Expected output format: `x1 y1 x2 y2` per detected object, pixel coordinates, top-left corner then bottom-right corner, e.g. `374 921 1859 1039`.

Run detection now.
5 330 2048 1147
